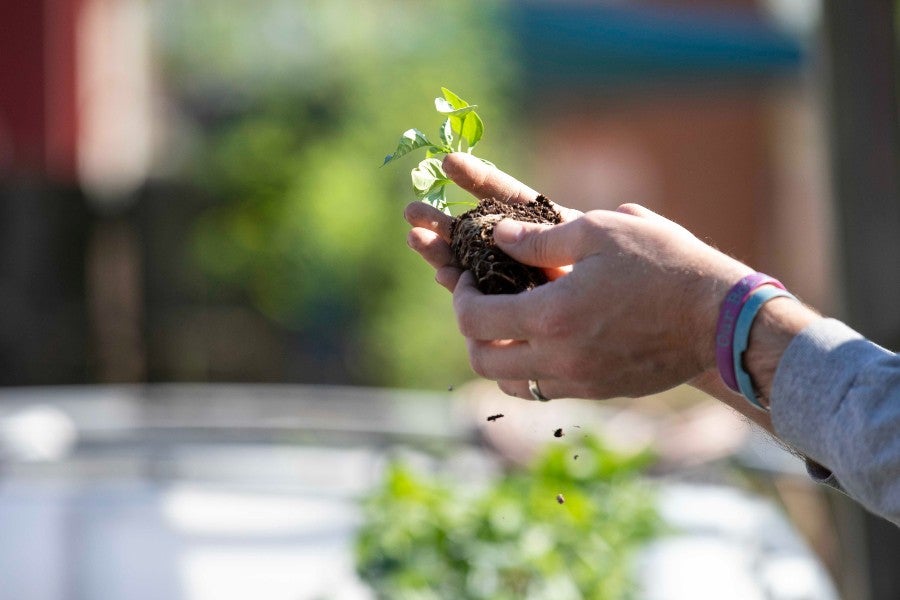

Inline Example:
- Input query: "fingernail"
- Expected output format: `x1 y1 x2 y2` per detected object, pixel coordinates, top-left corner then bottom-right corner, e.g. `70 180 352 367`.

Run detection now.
493 220 524 244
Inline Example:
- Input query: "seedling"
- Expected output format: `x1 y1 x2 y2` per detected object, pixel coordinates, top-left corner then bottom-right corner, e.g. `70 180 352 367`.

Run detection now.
382 87 489 213
384 88 562 294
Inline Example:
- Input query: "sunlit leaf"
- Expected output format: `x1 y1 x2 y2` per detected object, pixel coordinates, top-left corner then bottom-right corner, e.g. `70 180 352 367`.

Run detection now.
423 186 449 214
460 111 484 149
434 97 477 117
439 118 453 147
411 157 449 197
382 128 432 166
440 87 468 110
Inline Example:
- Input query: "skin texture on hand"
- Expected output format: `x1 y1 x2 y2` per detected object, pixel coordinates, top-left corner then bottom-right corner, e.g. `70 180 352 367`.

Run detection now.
404 153 819 431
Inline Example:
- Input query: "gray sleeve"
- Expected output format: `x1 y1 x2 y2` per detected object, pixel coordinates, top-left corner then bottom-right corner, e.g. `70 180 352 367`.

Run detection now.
770 318 900 525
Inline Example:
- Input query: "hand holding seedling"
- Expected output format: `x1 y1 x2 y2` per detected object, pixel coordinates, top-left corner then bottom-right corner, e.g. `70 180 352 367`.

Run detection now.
387 89 568 294
406 153 821 434
405 153 581 291
397 93 818 434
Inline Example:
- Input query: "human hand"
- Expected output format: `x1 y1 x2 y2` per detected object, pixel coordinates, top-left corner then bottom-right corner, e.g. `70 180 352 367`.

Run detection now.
452 204 754 400
404 153 582 292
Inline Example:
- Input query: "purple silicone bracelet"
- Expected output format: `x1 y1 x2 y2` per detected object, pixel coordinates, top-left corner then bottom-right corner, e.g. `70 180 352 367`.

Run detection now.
715 273 786 391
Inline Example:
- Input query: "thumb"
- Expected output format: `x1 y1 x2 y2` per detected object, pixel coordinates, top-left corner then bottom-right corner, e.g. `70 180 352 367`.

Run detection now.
492 219 588 268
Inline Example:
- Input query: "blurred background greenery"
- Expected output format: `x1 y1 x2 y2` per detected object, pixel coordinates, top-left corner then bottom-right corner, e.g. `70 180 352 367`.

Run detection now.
155 0 518 388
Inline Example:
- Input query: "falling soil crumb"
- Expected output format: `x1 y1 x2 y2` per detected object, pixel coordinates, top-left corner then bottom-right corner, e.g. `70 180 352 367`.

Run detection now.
573 454 579 461
486 414 504 422
447 385 454 392
573 425 581 429
553 428 564 438
556 494 565 504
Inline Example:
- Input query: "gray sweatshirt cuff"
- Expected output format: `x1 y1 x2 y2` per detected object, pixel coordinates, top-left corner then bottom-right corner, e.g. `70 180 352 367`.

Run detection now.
770 318 900 523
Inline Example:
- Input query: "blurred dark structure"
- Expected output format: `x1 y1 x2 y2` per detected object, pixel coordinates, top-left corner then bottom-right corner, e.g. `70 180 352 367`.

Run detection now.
822 2 900 599
0 184 90 385
0 1 91 385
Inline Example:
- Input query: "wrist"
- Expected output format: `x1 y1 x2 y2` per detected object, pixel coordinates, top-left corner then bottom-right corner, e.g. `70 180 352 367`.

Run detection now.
743 298 819 404
690 259 754 375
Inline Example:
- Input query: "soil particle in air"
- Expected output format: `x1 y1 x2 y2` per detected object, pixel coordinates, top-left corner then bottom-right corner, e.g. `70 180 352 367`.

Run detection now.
450 195 562 295
486 414 504 422
553 428 564 438
556 494 565 504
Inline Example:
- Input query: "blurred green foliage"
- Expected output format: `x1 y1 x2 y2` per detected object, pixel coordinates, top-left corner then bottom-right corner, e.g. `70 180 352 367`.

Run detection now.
356 435 662 599
154 0 518 386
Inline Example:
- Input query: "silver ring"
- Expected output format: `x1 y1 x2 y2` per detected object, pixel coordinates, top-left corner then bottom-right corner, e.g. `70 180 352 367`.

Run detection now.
528 379 550 402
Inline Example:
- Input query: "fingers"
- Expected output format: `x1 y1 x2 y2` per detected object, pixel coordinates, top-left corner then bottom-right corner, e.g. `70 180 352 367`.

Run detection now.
435 265 462 291
490 205 669 269
404 201 453 241
616 202 689 231
466 338 541 380
498 379 557 401
615 202 661 219
407 228 453 270
453 271 537 341
491 218 595 268
405 201 459 290
497 379 590 402
443 153 540 205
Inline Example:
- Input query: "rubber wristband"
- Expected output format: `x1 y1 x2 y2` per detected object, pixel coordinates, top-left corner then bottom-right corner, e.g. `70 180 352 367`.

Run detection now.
732 286 797 411
715 273 786 391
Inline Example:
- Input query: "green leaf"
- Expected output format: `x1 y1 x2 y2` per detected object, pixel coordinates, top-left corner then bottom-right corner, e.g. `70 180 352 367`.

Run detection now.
434 97 477 117
382 128 432 166
411 157 449 198
423 186 449 214
440 87 468 110
460 111 484 148
439 119 453 147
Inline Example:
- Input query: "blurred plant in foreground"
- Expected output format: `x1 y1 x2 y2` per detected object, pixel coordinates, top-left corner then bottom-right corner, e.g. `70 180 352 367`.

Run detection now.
356 435 662 599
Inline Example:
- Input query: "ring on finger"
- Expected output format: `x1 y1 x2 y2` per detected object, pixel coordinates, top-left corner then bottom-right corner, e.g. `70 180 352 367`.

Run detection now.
528 379 551 402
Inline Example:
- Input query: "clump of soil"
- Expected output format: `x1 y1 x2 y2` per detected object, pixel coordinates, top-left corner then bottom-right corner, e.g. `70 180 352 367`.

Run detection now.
553 428 564 438
450 195 562 295
486 413 504 422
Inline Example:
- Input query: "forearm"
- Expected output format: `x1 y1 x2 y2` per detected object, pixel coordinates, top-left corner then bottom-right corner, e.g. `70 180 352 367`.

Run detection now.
689 368 774 434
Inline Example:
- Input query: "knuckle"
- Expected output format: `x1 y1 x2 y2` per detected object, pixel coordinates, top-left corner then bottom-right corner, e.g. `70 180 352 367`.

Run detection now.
526 232 553 266
615 202 644 216
573 214 601 249
533 304 572 338
580 211 606 229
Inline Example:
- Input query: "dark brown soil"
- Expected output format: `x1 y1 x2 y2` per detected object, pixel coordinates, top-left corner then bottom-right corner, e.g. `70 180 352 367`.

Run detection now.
553 428 564 438
450 195 562 295
486 413 504 422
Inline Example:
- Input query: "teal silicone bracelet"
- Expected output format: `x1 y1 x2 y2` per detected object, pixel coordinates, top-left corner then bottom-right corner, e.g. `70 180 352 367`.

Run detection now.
732 285 797 411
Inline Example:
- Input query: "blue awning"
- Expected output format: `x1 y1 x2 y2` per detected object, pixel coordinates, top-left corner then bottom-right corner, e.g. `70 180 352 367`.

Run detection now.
509 4 804 88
